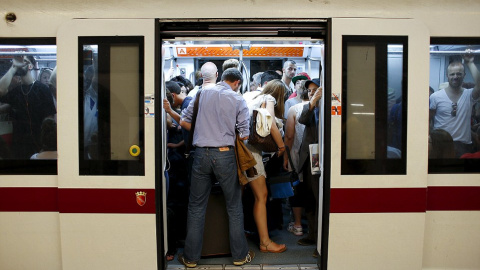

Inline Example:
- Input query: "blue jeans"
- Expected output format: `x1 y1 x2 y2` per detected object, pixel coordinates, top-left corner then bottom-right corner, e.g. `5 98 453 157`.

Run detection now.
183 147 248 261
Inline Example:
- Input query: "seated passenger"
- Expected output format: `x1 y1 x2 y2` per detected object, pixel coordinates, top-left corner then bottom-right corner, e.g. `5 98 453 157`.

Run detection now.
30 118 57 160
428 129 455 159
461 126 480 158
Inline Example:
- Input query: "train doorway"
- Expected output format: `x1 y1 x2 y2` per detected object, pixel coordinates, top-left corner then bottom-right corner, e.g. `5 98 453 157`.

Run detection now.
156 20 330 269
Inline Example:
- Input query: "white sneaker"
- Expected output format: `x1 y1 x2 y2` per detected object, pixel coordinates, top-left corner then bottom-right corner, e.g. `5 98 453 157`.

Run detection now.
287 222 303 236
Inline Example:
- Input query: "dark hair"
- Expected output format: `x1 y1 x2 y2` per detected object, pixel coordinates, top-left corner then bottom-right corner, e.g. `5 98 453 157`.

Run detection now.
260 70 282 86
171 76 194 91
26 55 36 67
429 129 455 159
299 80 309 100
41 118 57 151
165 89 173 106
165 81 181 95
221 68 243 84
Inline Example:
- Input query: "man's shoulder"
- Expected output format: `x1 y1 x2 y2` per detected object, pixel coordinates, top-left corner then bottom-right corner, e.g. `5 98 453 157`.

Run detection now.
430 89 445 99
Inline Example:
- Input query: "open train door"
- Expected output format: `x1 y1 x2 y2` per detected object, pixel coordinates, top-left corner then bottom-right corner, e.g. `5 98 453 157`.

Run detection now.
325 18 430 269
56 19 161 269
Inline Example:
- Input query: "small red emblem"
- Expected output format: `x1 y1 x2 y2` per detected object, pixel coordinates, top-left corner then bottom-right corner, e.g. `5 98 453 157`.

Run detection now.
136 191 147 206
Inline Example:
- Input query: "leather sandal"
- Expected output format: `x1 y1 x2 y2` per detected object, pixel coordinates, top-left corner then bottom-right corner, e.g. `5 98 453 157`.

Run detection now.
259 239 287 253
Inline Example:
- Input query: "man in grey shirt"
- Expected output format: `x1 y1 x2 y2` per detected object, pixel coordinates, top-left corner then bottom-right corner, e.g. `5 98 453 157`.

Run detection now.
179 67 254 267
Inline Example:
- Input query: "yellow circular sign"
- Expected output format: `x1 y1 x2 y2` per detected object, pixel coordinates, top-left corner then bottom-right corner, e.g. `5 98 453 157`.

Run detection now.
129 145 141 157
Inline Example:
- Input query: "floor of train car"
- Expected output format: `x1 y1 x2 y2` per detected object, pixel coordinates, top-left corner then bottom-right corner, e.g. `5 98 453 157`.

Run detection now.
167 201 319 269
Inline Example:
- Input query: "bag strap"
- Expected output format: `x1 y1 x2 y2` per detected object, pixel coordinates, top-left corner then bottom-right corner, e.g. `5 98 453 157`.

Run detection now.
284 145 296 174
185 90 201 156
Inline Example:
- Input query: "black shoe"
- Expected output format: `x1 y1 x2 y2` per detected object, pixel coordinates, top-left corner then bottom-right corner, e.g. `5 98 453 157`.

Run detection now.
233 250 255 266
177 253 197 268
297 237 316 246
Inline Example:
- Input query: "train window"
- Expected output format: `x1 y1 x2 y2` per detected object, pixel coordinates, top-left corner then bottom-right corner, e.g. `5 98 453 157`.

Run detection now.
428 38 480 173
341 36 408 175
78 37 145 176
0 39 57 174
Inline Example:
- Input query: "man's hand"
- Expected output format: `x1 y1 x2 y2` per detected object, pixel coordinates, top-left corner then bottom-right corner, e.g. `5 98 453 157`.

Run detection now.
464 49 474 64
240 136 249 141
163 98 173 113
309 87 323 109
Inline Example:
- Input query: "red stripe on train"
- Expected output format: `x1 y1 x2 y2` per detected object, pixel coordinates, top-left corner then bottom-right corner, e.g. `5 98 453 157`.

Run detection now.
0 187 58 212
330 188 428 213
0 188 156 213
1 186 479 213
427 186 480 211
58 189 156 214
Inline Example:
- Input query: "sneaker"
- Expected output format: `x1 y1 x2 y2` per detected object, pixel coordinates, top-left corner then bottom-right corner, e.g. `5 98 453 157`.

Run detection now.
233 250 255 266
287 222 303 236
297 237 316 246
177 254 197 268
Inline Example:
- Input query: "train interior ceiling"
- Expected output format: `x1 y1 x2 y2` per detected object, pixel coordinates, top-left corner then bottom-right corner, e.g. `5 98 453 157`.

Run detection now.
161 38 323 266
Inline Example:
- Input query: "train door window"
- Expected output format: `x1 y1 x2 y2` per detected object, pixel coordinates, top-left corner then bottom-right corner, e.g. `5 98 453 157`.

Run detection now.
0 39 57 174
428 38 480 173
78 37 145 175
341 36 408 174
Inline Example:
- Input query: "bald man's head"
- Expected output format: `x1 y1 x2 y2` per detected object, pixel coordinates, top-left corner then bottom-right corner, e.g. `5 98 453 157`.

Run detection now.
201 62 218 82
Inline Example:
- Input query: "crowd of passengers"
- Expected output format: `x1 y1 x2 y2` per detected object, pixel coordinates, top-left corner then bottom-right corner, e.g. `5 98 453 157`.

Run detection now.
163 53 480 266
0 55 57 160
162 58 322 265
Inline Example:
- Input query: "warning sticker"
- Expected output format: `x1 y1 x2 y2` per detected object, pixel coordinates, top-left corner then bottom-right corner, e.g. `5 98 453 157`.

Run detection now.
145 94 155 118
177 47 187 55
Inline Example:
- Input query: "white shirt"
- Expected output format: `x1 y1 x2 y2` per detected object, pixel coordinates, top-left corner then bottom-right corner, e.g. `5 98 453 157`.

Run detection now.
430 88 477 143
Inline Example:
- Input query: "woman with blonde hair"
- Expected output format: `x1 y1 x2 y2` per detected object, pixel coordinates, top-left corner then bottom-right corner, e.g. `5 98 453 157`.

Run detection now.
245 79 287 253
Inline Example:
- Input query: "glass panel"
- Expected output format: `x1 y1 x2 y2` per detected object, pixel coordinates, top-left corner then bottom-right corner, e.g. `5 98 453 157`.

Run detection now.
342 36 407 175
387 44 404 159
0 41 57 174
346 43 376 159
110 45 140 161
79 37 144 176
428 40 480 173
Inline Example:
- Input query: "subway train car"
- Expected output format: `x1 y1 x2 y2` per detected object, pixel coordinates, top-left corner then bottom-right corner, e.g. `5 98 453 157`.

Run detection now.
0 1 479 270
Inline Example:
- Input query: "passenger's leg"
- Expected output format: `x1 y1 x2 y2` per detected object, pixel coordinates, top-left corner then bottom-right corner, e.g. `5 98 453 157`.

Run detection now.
249 176 286 252
183 148 213 262
298 160 317 245
212 148 249 261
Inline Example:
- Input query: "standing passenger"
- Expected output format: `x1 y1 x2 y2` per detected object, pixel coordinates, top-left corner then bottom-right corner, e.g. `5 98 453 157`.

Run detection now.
296 79 322 257
281 60 297 100
179 67 254 267
429 51 480 157
244 79 288 253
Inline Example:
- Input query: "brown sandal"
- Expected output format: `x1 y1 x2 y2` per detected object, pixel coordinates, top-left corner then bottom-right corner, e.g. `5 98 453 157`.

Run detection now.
259 240 287 253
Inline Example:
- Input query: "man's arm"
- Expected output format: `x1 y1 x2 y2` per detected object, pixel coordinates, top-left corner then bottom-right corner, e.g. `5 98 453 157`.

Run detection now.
283 107 296 170
162 98 181 123
236 98 250 139
0 103 10 114
0 65 18 97
429 109 436 132
299 87 322 126
464 52 480 100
